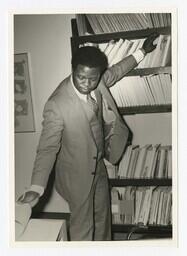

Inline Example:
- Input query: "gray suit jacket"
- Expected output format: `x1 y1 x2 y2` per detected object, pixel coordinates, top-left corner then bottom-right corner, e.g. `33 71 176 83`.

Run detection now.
31 55 137 203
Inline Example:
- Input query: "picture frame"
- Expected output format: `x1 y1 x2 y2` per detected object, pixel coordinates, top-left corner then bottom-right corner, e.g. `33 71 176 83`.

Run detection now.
14 53 35 132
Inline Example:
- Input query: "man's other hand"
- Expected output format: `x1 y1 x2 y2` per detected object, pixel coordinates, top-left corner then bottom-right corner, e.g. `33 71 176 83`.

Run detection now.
17 191 40 208
142 33 159 54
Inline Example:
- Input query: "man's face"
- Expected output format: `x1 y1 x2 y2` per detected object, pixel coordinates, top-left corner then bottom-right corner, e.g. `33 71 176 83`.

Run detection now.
72 64 101 94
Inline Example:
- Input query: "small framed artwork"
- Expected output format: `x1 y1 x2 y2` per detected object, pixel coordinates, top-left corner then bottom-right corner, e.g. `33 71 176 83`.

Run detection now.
14 53 35 132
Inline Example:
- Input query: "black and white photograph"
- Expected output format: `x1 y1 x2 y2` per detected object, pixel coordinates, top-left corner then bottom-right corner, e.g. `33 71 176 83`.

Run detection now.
3 0 187 254
13 11 177 244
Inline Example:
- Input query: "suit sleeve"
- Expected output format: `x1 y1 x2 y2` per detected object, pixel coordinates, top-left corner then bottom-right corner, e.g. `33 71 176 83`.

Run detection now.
31 99 64 188
102 54 138 88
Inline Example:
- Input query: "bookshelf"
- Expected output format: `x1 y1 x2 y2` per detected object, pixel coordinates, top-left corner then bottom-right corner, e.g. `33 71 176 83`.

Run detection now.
71 13 172 240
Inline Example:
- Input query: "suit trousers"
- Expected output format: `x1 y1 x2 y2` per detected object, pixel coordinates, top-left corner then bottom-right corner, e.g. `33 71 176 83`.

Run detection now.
68 160 112 241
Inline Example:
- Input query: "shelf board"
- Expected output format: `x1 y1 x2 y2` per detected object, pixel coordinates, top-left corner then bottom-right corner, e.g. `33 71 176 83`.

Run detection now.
112 224 172 234
71 26 171 43
118 104 172 115
109 178 172 186
126 66 171 76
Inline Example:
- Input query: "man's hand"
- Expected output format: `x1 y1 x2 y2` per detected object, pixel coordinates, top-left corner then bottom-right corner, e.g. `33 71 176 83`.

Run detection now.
17 191 40 208
142 33 159 54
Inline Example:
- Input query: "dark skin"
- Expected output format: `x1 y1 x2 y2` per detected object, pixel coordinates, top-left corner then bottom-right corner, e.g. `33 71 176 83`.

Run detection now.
17 33 159 206
142 32 159 54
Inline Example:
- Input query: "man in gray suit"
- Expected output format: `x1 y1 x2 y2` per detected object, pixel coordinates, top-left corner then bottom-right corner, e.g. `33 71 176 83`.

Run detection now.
18 34 158 241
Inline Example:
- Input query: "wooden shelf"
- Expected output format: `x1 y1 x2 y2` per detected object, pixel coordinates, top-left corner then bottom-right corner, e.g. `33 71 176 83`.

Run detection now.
71 24 171 42
112 224 172 234
118 104 171 115
126 66 171 76
71 16 172 241
109 178 172 187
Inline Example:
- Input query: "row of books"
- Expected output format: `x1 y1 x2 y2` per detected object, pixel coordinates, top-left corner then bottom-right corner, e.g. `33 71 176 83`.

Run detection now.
105 144 172 179
82 34 171 68
109 73 171 107
119 144 172 179
111 186 172 225
76 13 171 36
98 35 171 68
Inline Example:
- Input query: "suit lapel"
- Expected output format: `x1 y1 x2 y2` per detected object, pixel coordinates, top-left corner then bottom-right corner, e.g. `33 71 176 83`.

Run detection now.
94 89 103 121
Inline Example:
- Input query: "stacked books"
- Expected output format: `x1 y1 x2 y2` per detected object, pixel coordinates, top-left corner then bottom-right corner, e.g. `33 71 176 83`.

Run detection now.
76 13 171 35
111 186 172 225
109 73 171 107
118 144 172 179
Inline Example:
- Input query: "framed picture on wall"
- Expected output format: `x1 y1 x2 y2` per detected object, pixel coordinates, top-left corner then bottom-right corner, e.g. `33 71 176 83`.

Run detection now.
14 53 35 132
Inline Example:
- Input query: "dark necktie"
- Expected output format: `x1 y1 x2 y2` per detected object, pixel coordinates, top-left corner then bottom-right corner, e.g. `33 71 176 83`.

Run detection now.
87 93 99 115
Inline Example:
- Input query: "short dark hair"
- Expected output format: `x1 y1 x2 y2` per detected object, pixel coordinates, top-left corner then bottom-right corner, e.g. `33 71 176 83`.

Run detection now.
71 46 108 73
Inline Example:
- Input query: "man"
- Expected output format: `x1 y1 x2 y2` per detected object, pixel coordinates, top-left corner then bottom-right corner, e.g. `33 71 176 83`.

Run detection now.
18 33 158 241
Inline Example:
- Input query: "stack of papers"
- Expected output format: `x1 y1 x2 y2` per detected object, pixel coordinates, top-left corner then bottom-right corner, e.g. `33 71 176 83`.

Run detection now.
17 218 67 241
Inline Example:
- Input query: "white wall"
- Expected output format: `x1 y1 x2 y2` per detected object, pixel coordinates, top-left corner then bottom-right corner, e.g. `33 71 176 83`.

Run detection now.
125 113 171 145
14 14 75 212
14 14 172 213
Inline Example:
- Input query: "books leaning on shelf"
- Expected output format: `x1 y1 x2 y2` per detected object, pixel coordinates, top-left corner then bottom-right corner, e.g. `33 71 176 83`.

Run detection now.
111 186 172 226
118 144 172 179
98 35 171 68
75 13 171 35
109 73 171 107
